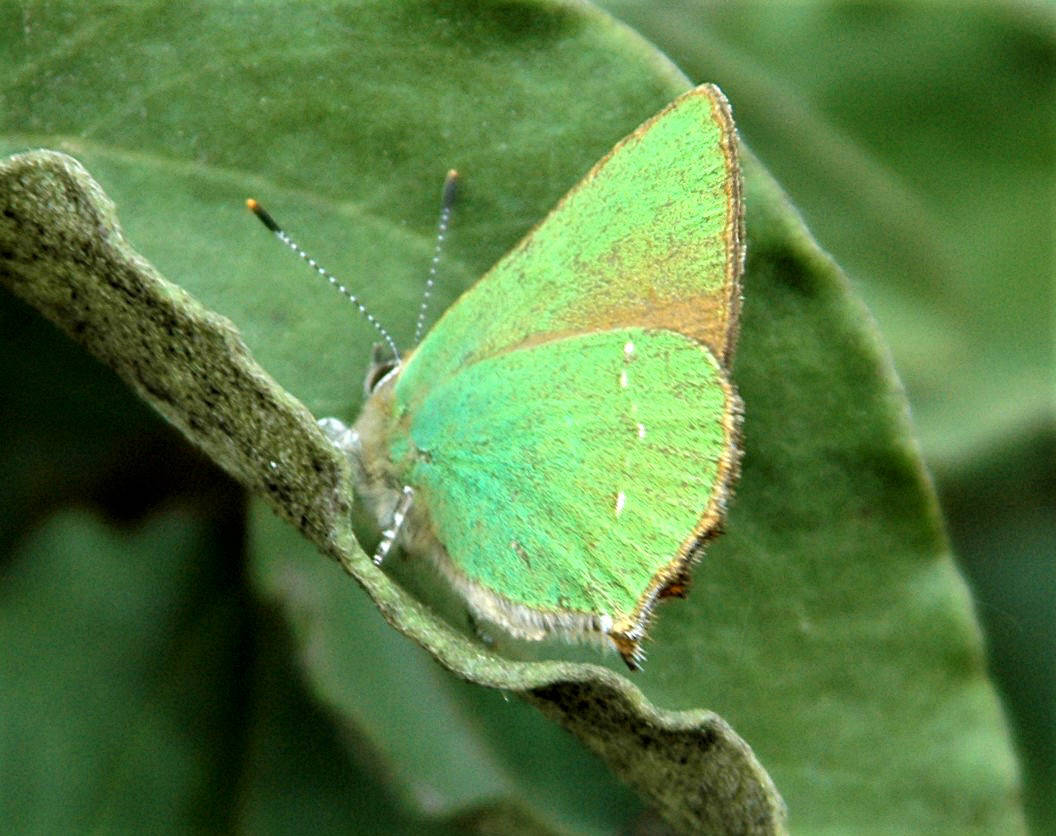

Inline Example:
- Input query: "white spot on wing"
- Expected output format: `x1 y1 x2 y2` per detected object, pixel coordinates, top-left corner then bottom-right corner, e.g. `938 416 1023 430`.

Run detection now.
624 341 635 359
615 490 626 516
637 422 646 440
619 369 629 389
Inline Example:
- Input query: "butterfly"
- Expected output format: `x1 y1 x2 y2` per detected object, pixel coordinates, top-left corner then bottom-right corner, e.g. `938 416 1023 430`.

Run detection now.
249 83 743 669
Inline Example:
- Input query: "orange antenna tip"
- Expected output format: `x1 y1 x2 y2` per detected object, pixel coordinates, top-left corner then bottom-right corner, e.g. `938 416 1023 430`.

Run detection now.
245 197 281 233
441 170 458 208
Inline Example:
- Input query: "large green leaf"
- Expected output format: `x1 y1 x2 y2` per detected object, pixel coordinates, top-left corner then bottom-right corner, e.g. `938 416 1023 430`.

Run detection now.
1 141 782 835
0 1 1026 832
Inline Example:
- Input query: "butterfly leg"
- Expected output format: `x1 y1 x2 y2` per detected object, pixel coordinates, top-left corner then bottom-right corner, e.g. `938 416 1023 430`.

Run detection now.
375 485 413 566
317 416 359 454
317 417 411 566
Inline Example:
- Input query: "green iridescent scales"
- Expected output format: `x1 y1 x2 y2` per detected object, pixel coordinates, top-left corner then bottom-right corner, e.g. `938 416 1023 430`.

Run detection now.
352 84 744 667
401 327 729 617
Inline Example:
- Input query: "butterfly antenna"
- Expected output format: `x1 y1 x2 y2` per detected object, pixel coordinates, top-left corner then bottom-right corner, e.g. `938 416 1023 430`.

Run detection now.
246 198 400 362
412 169 459 346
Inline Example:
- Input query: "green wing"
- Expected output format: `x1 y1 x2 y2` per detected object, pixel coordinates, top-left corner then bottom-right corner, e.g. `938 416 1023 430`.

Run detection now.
396 84 743 413
402 326 737 627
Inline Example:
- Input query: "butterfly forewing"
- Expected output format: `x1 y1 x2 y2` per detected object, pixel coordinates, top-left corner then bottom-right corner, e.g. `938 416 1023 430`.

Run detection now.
395 84 742 411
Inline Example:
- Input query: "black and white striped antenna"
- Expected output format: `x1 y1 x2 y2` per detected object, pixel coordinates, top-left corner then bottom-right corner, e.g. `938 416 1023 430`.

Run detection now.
246 197 401 362
413 169 459 346
247 169 459 361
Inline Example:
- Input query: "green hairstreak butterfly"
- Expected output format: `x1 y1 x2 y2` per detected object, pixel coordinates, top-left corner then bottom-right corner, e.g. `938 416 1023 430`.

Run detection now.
250 83 743 669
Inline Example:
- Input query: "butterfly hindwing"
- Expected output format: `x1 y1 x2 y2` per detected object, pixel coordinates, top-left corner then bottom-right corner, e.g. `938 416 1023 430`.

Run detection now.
397 325 737 638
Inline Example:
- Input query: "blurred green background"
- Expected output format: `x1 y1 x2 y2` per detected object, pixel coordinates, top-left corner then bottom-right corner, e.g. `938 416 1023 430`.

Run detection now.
1 1 1052 833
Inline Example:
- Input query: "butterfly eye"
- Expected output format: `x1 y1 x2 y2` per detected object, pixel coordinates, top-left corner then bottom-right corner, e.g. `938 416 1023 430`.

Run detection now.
364 357 400 394
362 342 401 394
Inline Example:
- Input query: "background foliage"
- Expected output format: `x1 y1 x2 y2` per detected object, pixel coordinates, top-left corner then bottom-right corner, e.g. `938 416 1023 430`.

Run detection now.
1 1 1050 833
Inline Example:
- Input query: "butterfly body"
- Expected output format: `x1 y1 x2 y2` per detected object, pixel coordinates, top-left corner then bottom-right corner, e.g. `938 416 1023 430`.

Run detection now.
333 84 744 668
